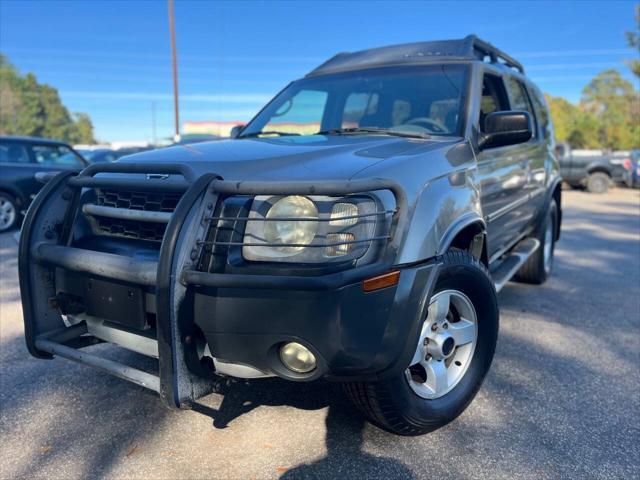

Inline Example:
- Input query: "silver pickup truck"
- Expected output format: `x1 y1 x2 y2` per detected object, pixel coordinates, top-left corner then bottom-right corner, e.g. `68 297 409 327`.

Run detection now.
19 35 562 436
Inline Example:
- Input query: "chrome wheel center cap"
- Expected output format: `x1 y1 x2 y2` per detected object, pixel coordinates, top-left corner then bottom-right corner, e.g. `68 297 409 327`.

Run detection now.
426 333 456 360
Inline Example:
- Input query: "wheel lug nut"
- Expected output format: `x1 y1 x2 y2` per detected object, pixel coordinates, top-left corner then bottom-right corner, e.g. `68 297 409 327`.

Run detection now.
443 323 448 329
431 324 438 332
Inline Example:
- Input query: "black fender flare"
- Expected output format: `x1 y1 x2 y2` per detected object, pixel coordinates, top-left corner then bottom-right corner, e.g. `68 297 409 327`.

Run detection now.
437 213 486 255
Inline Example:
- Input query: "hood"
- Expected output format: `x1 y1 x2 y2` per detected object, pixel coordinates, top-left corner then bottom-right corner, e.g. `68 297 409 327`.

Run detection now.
120 135 460 182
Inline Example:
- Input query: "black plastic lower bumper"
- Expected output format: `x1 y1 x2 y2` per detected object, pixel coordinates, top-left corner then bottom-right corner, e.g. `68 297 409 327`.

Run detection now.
192 261 439 382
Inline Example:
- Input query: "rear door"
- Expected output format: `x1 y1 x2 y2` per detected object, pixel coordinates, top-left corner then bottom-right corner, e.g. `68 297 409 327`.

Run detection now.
0 140 40 205
475 72 531 259
504 76 546 224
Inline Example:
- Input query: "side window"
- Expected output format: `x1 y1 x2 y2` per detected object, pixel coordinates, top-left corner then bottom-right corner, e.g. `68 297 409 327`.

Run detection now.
506 77 537 138
264 89 328 135
480 74 509 134
528 85 552 140
0 142 31 163
342 92 379 128
32 145 83 167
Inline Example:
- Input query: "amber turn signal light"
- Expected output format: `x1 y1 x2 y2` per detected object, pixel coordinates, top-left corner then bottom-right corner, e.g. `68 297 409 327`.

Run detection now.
362 270 400 292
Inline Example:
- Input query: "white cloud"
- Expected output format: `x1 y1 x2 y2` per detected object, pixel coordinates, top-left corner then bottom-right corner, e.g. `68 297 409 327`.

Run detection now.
60 91 272 104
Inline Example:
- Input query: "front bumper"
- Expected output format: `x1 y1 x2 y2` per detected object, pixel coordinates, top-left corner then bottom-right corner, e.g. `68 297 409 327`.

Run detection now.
19 163 437 409
192 261 438 382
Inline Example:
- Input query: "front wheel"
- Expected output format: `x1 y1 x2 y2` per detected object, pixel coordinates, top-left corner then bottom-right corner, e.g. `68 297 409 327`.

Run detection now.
0 192 19 232
344 250 498 436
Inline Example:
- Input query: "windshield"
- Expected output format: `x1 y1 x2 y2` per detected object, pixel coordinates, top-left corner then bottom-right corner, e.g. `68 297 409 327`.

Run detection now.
240 65 468 139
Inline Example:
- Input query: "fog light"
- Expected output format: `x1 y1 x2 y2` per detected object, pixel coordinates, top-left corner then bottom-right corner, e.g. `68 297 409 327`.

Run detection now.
280 342 316 373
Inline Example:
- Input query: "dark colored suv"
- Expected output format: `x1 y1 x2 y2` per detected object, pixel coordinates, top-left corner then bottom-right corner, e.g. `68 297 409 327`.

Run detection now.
0 136 87 231
19 36 562 435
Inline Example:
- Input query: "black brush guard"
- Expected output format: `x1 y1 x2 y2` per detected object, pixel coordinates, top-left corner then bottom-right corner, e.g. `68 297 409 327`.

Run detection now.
19 162 408 409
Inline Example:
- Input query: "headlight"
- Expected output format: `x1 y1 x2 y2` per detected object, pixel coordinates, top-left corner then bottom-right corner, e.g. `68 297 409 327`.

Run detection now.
264 196 318 253
242 194 383 263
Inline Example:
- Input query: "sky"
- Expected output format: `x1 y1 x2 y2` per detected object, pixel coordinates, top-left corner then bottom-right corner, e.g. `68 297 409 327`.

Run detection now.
0 0 638 143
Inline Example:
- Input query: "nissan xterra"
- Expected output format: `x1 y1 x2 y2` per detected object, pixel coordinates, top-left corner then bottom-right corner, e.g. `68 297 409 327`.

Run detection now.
19 35 562 435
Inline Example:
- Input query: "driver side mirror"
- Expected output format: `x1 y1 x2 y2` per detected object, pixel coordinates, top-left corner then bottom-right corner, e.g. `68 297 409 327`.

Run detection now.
230 124 245 139
478 111 533 150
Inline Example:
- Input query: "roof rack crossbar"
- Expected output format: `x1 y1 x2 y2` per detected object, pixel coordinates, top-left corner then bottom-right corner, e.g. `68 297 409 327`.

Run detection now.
467 35 524 73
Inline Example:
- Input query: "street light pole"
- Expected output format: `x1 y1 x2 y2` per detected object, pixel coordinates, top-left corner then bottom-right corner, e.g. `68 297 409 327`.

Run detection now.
168 0 180 142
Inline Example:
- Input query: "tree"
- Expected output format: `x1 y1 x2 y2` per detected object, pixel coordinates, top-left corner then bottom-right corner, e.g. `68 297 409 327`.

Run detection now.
545 94 601 149
0 54 96 143
626 5 640 78
546 69 639 150
70 113 95 144
581 70 639 150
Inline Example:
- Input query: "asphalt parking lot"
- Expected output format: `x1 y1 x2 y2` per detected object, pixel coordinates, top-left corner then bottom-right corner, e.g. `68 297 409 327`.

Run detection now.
0 188 638 480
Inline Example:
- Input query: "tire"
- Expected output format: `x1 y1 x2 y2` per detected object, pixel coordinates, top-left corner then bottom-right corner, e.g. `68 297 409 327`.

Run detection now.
344 250 499 436
586 172 610 194
515 199 558 285
0 192 19 232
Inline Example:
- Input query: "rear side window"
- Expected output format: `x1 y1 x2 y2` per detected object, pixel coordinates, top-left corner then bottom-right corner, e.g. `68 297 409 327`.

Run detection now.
506 77 537 138
0 142 30 163
528 85 552 140
31 144 83 167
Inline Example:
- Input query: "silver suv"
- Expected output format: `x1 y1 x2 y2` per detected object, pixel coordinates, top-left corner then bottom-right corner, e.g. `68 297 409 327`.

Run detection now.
20 35 561 435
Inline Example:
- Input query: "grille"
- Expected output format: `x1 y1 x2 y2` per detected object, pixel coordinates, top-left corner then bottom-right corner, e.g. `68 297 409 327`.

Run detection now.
95 216 168 242
90 189 183 242
96 189 181 212
197 197 252 272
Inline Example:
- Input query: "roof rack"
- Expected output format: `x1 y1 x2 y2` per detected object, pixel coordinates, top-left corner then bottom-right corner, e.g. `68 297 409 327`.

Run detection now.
308 34 524 76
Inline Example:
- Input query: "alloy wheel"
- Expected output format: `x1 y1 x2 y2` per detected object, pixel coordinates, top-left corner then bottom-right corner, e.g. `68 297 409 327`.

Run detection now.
0 195 17 232
405 290 478 399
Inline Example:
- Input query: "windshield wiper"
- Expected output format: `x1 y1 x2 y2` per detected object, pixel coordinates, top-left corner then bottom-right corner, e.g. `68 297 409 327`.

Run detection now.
317 127 430 139
239 131 301 138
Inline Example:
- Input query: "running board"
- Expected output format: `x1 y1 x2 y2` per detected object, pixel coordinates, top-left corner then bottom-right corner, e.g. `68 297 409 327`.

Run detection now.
34 338 160 393
491 238 540 292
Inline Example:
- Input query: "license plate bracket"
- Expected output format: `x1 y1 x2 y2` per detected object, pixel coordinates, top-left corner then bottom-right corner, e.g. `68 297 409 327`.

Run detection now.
85 277 147 330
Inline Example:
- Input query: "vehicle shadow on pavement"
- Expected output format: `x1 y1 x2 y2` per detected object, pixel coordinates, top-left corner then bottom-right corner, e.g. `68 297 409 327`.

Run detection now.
279 404 415 480
192 378 415 479
0 340 173 480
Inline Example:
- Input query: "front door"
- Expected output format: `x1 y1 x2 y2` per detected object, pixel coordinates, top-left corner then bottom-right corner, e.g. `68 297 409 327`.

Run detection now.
475 72 531 259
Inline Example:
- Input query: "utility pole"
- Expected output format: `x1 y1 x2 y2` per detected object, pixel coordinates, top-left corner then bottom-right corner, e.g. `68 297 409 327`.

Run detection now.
151 101 157 145
168 0 180 142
